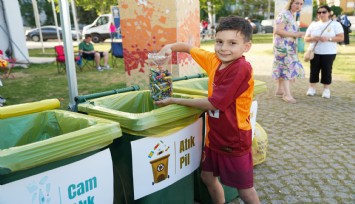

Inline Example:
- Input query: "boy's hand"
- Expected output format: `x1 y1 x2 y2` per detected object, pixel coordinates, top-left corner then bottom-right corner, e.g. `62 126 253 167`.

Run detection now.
154 97 174 106
158 44 172 57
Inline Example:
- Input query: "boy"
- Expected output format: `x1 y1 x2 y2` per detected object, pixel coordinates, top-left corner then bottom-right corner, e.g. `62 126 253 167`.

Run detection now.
79 34 110 71
155 16 260 203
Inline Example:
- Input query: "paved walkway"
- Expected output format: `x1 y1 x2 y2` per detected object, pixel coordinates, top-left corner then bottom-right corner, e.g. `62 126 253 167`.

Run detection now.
232 44 355 203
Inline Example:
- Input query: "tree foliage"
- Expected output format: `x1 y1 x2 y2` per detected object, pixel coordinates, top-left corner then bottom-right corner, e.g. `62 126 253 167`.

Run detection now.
330 5 342 17
200 0 274 22
18 0 52 27
20 0 275 27
74 0 118 15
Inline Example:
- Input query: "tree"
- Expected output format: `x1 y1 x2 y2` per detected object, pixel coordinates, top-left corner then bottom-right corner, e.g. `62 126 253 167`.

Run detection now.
19 0 36 27
200 0 274 23
200 0 228 24
74 0 118 15
330 5 342 17
18 0 52 27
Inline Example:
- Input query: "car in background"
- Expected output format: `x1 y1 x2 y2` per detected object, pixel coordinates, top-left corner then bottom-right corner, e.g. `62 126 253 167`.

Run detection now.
348 16 355 32
260 19 274 34
25 26 82 42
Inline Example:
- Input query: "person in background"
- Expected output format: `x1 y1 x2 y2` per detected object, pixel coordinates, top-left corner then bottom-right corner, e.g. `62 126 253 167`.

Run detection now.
245 17 257 33
272 0 305 103
79 34 111 71
304 5 344 98
109 22 117 41
201 19 209 39
154 16 260 204
339 13 351 45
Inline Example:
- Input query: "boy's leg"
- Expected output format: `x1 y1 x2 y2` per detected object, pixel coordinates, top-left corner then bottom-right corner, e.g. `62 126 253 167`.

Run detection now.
201 171 225 204
201 147 225 203
217 151 259 204
238 187 260 204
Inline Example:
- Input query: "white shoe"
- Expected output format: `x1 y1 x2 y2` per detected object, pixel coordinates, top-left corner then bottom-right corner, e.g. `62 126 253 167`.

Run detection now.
102 65 112 70
306 88 316 96
97 66 103 71
322 89 331 99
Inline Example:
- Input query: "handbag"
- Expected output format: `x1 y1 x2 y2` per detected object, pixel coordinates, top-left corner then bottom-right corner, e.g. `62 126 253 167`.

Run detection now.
303 49 314 62
304 21 332 62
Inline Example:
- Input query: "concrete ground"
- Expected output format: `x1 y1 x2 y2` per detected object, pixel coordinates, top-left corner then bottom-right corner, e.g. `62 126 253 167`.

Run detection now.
230 44 355 203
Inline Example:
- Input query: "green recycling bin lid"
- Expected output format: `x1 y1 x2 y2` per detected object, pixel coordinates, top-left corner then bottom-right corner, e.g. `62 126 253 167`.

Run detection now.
0 110 122 175
173 77 267 97
77 90 204 136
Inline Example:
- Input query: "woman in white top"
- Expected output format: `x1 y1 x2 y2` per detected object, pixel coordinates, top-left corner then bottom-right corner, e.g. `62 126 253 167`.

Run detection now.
304 5 344 98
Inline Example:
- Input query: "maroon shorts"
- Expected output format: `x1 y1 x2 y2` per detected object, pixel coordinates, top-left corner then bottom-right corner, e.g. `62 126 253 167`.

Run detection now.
201 146 254 189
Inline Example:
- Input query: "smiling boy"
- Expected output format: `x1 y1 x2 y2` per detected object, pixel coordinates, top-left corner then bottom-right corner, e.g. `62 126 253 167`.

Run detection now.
154 16 260 203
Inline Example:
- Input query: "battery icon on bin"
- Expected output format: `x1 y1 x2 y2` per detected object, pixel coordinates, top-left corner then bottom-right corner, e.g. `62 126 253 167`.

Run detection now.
149 154 170 185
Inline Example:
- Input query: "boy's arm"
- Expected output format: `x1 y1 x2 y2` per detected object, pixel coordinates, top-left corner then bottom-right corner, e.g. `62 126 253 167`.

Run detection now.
155 97 217 111
155 42 216 110
159 42 193 56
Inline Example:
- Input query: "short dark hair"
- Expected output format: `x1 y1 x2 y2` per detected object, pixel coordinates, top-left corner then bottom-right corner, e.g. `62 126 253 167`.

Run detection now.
318 5 331 13
215 16 252 42
85 34 92 39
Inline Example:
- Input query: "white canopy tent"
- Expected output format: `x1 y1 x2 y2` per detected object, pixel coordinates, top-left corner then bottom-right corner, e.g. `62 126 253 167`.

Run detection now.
0 0 79 110
0 0 29 63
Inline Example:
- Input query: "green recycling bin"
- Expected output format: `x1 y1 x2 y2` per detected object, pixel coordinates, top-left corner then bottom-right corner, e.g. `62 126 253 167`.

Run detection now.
77 90 205 204
0 99 122 203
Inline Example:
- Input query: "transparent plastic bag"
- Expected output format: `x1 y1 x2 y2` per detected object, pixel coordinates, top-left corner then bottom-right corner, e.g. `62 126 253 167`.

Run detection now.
149 69 172 101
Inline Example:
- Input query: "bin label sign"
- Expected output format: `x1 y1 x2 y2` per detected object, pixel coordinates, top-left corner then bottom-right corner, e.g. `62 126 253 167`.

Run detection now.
0 149 114 204
131 118 203 200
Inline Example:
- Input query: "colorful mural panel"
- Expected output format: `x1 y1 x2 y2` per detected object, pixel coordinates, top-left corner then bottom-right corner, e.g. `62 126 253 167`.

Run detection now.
119 0 201 88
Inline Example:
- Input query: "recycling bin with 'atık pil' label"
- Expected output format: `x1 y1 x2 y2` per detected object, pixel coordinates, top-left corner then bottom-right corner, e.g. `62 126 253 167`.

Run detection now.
77 90 205 204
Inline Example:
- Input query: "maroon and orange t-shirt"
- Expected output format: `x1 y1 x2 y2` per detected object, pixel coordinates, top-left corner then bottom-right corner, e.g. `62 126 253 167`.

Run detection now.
190 47 254 157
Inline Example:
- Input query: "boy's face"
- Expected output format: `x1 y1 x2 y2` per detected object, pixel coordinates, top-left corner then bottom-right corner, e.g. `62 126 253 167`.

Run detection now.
214 30 251 67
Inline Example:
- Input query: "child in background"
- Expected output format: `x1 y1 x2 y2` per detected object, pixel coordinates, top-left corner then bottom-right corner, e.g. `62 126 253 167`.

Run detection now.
154 16 260 203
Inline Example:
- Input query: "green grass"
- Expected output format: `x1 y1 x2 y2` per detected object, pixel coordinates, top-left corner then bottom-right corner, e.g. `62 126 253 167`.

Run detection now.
1 51 126 109
1 35 354 109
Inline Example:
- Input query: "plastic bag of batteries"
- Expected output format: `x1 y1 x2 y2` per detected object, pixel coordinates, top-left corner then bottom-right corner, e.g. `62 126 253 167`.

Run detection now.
149 69 173 101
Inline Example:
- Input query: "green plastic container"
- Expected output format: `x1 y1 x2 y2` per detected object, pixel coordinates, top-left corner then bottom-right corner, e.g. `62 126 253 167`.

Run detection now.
173 77 267 97
0 109 122 183
77 90 205 204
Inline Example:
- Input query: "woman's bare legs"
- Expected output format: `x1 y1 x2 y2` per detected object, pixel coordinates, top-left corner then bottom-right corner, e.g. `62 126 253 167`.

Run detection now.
282 79 296 103
275 79 284 96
